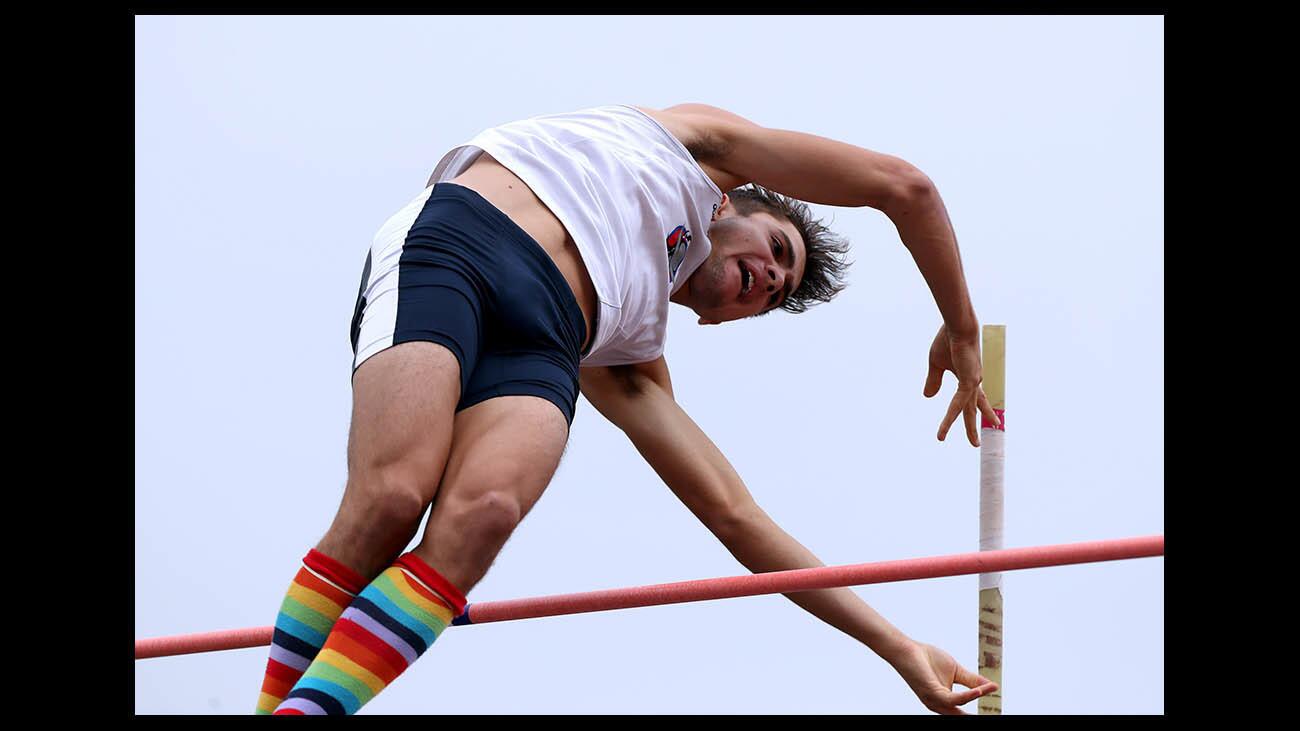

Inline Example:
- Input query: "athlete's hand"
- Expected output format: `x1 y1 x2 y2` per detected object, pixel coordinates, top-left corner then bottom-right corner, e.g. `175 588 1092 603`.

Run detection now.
923 323 1000 446
889 639 998 715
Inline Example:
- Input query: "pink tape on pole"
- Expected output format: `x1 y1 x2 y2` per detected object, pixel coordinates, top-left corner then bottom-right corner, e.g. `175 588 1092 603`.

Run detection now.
135 536 1163 658
981 408 1005 431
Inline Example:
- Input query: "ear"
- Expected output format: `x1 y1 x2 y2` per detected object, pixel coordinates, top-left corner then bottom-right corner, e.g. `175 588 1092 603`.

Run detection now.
697 316 721 325
710 193 730 221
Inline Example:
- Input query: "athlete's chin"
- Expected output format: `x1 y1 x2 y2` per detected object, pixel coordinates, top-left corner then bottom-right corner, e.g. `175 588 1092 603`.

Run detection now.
697 307 747 325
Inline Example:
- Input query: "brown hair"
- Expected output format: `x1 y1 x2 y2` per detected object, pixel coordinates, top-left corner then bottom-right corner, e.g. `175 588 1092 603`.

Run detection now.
726 184 852 316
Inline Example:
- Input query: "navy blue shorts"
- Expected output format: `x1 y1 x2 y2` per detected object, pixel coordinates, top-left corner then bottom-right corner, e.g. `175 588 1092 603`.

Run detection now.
349 183 591 427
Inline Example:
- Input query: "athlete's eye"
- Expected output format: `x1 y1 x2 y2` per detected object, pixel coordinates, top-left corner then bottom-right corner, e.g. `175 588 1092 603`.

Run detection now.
769 238 785 309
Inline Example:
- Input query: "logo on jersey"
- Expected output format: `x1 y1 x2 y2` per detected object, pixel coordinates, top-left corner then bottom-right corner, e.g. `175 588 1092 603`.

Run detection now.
666 224 692 283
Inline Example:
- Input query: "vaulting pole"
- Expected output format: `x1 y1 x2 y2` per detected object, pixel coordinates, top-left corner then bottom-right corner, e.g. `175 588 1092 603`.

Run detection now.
978 324 1007 714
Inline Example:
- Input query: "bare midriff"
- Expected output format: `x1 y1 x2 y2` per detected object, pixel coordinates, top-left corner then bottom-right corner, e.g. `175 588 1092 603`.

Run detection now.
438 153 598 355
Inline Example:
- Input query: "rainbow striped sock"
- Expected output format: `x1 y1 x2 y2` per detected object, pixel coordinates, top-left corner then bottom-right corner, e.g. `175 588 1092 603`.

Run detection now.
255 549 367 715
273 553 467 715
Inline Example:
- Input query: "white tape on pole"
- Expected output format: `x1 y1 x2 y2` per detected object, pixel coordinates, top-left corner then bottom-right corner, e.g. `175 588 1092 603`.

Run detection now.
979 427 1005 590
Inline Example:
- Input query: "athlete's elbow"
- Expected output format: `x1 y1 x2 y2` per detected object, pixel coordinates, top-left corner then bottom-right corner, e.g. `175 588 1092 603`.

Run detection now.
881 164 938 215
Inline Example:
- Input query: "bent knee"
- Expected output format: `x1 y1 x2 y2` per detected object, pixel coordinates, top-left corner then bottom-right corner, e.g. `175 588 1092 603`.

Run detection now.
447 490 524 544
344 467 437 528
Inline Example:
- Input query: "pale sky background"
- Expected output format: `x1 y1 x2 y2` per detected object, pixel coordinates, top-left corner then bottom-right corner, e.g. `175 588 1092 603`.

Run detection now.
135 15 1164 715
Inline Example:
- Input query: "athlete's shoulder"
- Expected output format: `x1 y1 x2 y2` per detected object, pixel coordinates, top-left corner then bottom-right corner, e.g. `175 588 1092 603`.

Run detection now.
631 104 749 190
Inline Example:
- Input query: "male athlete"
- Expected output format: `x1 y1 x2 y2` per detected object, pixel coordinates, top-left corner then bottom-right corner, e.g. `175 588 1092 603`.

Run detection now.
256 103 1001 715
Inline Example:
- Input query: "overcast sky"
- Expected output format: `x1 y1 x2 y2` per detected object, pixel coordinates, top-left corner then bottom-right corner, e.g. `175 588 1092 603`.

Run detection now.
135 15 1163 714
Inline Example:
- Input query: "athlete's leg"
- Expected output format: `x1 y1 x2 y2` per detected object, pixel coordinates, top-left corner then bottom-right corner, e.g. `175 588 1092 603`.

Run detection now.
275 394 571 715
270 180 585 714
253 341 462 714
413 394 570 591
317 341 462 577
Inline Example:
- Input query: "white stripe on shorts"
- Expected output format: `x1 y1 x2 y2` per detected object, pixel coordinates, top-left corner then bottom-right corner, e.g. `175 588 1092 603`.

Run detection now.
352 186 437 371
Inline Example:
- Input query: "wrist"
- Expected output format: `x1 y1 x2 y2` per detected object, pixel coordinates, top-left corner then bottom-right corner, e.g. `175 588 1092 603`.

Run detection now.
873 632 918 666
944 312 979 342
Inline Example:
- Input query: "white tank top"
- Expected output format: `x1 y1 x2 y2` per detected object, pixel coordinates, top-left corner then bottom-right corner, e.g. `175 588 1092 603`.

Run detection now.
429 104 724 366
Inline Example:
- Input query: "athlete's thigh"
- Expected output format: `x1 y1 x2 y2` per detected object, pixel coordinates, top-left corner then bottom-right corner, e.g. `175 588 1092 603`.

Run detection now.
442 393 570 512
318 341 465 573
343 182 494 499
346 341 462 485
419 393 570 559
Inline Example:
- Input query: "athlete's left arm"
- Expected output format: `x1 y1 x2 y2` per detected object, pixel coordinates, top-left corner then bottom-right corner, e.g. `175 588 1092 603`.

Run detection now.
644 103 1000 446
582 358 912 658
581 356 993 713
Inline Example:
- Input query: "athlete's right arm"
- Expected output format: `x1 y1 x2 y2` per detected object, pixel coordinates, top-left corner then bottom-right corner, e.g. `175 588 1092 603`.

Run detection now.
578 357 942 691
582 353 748 522
578 355 758 531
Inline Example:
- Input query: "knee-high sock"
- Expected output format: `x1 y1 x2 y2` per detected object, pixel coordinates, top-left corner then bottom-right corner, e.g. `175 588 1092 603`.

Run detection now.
273 553 467 715
255 549 368 715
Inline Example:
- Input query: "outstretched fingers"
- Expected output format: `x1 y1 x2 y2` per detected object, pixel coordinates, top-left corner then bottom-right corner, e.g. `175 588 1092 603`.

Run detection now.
922 688 972 715
926 662 998 714
923 361 944 399
937 389 965 442
978 389 1001 428
963 393 979 446
952 663 998 706
940 384 1003 446
938 383 982 445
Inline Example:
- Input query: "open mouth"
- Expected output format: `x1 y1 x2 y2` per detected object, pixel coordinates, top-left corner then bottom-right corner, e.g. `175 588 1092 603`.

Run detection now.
738 261 752 299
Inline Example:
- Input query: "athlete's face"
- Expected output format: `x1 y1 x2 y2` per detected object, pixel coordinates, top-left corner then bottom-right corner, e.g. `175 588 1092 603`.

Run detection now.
674 195 807 325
